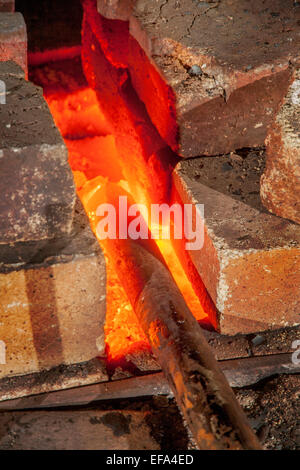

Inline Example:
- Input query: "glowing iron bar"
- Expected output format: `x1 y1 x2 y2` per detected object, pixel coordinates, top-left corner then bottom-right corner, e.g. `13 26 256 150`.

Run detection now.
43 86 209 361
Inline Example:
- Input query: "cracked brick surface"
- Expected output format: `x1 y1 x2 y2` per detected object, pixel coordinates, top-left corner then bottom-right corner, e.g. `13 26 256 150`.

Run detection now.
97 0 300 157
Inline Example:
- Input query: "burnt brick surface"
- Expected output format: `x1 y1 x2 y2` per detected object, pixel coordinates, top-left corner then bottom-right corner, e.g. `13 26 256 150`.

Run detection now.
0 12 26 72
97 0 300 157
0 63 76 244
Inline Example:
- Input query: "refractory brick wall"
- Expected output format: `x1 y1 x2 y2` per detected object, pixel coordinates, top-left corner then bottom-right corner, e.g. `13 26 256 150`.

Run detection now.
0 0 299 382
0 6 107 384
94 0 300 333
0 202 107 380
96 0 300 227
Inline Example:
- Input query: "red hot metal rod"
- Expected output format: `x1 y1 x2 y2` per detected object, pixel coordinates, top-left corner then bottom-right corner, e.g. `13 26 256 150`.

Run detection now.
93 183 261 450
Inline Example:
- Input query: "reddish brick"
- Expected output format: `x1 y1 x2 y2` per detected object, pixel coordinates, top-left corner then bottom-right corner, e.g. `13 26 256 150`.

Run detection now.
0 63 76 244
173 151 300 334
261 69 300 224
0 1 14 12
0 12 26 73
96 0 300 157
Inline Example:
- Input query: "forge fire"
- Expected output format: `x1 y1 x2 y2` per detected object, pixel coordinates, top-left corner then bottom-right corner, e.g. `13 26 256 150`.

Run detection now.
0 0 299 452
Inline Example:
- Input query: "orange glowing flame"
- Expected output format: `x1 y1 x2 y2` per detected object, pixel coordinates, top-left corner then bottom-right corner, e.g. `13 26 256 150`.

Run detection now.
40 68 210 362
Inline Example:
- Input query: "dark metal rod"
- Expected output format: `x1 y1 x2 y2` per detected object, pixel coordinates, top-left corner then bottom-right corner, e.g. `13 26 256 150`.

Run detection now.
96 184 261 450
0 353 298 412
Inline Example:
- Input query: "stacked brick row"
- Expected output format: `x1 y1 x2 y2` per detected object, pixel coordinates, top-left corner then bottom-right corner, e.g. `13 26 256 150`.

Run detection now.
0 4 107 384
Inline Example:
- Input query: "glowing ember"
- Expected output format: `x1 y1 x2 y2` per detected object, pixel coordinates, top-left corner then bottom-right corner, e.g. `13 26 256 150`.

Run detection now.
156 240 207 322
46 88 112 140
77 176 150 361
36 60 210 362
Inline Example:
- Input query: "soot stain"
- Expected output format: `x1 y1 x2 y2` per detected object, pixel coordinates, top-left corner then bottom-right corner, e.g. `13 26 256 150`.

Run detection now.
89 412 132 437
